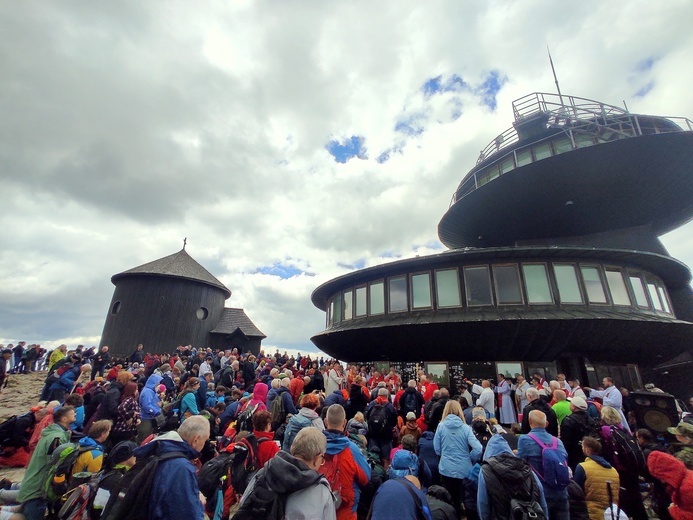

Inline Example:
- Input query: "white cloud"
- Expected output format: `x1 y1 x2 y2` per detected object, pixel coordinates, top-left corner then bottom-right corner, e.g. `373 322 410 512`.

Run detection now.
2 1 693 356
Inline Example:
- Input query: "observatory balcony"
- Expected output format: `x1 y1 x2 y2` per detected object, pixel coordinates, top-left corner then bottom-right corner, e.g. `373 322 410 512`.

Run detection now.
450 93 693 206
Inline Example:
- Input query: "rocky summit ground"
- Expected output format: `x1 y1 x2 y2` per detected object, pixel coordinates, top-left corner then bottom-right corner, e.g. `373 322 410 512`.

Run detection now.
0 370 91 481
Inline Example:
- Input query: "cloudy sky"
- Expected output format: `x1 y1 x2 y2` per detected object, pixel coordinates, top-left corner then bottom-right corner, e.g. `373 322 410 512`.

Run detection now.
2 1 692 358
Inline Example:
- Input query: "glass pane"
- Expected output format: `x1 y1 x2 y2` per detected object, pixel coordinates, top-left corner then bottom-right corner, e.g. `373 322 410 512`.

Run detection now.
464 266 493 306
355 286 367 317
334 294 342 323
411 273 432 308
516 148 533 167
581 266 607 304
500 157 514 174
554 264 583 303
327 300 333 326
343 290 352 320
522 264 553 304
494 265 523 304
605 270 631 306
647 283 663 311
553 138 573 155
629 276 649 308
657 286 671 313
369 281 384 315
575 134 594 148
534 142 553 160
389 276 408 313
435 269 461 307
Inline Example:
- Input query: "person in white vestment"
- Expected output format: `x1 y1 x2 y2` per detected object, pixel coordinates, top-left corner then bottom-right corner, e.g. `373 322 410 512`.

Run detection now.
495 373 517 424
585 377 630 432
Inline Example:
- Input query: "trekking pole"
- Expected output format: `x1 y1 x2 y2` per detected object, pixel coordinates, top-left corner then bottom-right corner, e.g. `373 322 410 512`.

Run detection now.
606 481 615 520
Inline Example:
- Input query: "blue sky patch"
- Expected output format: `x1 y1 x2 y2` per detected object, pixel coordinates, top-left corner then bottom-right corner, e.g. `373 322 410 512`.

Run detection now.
422 75 443 97
395 113 426 136
255 262 309 278
476 70 506 110
326 135 368 163
338 258 366 270
636 57 656 72
635 81 655 98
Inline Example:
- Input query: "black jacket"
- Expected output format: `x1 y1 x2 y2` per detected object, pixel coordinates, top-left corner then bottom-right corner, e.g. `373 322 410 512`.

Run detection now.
399 386 425 418
560 410 592 470
521 399 559 436
481 453 544 520
96 382 124 421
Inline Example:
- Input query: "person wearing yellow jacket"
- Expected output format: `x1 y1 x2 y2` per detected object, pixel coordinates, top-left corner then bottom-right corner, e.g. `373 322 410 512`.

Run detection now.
47 345 68 371
574 436 620 520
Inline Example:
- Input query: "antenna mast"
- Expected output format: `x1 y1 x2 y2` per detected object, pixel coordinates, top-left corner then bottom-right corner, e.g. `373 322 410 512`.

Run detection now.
547 47 565 107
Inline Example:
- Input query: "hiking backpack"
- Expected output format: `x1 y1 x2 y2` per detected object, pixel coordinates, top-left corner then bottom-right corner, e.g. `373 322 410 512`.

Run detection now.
388 450 419 480
57 472 102 520
230 434 268 497
235 403 259 433
231 469 285 520
269 395 287 431
606 426 645 473
482 458 546 520
526 433 571 490
322 451 344 509
45 443 94 502
366 479 432 520
0 412 36 449
101 450 187 520
197 452 234 513
368 403 390 438
401 392 419 416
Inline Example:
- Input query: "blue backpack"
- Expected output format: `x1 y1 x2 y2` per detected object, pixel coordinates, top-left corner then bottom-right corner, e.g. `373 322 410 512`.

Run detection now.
388 450 419 479
526 433 570 489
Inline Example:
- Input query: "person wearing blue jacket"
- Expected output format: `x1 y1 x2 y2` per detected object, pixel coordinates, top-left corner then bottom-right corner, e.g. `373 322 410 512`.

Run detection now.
47 364 91 403
433 400 482 519
517 409 570 520
135 415 209 520
138 374 162 443
477 434 548 520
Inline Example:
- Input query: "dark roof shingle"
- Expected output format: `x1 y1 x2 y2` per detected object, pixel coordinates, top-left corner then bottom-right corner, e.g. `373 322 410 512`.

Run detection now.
211 307 266 338
112 249 231 298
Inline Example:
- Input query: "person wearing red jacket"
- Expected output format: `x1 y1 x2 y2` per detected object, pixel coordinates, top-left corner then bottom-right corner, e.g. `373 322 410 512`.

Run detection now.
251 410 280 468
648 450 693 520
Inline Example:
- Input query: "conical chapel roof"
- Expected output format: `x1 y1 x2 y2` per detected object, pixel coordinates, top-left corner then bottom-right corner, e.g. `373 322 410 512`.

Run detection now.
111 248 231 298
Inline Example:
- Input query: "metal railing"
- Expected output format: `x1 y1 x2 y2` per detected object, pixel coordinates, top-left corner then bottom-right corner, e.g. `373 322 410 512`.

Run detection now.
449 93 693 206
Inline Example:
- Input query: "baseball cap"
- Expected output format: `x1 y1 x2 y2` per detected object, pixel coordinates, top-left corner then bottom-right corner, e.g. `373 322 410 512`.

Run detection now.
668 421 693 439
568 396 588 411
1 348 11 355
406 412 416 421
644 383 655 390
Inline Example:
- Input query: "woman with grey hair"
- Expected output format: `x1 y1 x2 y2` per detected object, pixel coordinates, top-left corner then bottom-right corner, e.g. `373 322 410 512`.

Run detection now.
234 428 336 519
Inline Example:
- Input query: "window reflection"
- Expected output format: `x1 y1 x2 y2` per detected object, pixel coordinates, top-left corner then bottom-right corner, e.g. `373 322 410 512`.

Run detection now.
411 273 432 309
389 276 408 313
369 281 385 315
605 270 631 306
464 266 493 306
581 266 608 304
554 264 583 304
435 269 461 308
522 264 553 304
494 265 523 304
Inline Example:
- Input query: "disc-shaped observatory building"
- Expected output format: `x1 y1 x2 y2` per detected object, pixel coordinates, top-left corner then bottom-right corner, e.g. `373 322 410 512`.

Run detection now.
100 248 265 356
311 92 693 396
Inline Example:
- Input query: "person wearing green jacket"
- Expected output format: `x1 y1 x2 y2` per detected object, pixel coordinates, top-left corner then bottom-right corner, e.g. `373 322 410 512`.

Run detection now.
18 406 76 520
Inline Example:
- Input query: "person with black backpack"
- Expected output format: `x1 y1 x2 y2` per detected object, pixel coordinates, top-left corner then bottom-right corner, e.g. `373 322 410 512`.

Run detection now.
366 388 398 467
398 380 425 420
560 396 600 471
478 435 548 520
103 415 209 520
233 427 336 519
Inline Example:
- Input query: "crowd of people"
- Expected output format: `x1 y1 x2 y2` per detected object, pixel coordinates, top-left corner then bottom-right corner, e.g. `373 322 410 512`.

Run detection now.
0 342 691 520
